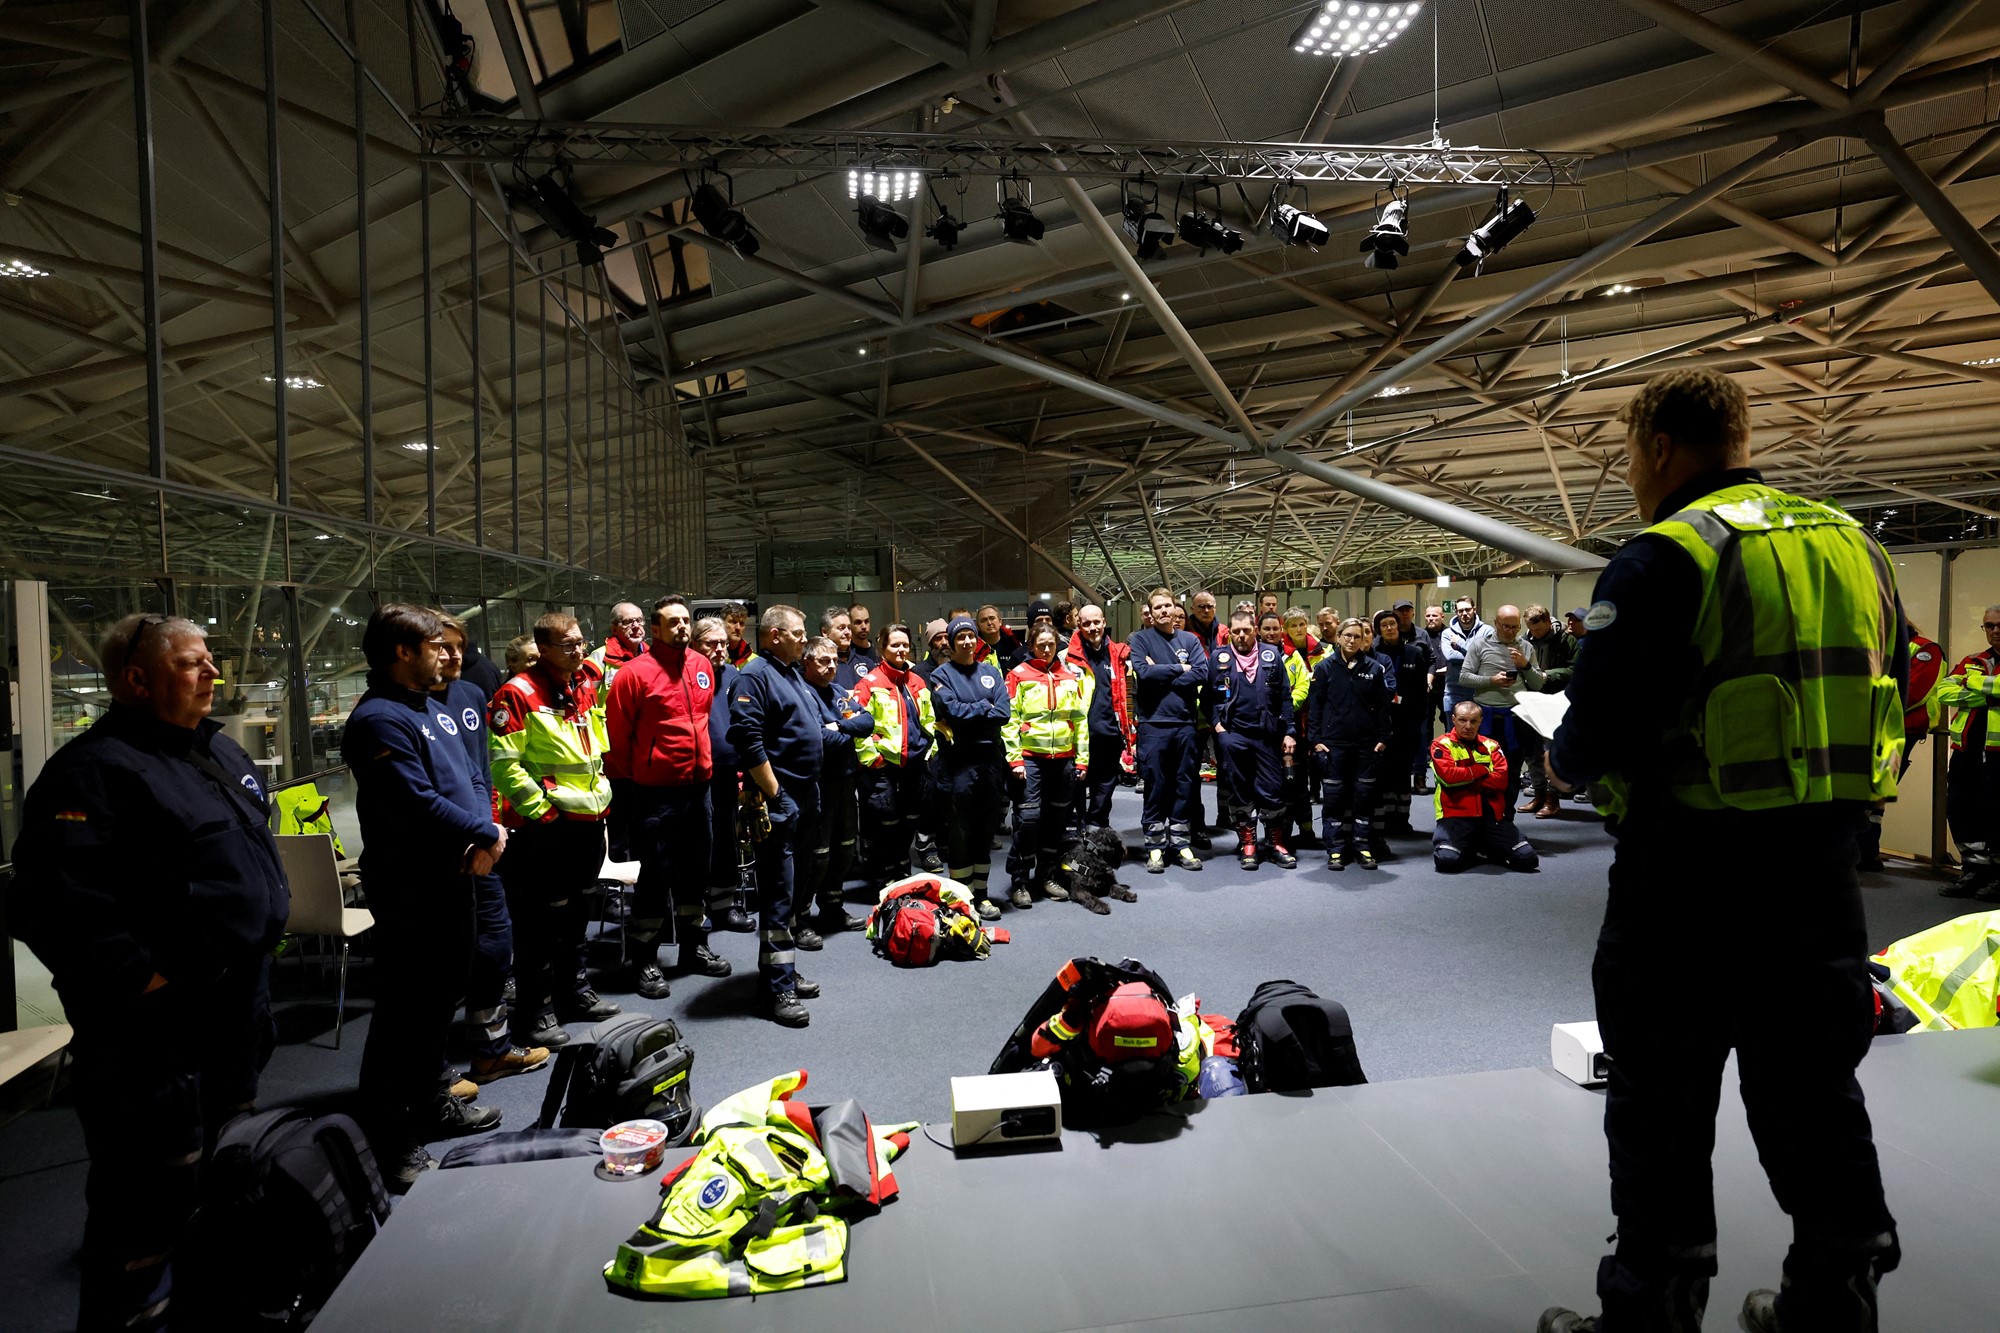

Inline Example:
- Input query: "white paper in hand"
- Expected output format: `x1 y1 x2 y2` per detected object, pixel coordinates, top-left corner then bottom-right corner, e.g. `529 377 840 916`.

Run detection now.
1510 690 1571 740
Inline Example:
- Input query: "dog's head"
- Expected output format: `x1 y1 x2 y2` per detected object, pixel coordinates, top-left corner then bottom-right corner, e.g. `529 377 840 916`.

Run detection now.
1078 827 1127 868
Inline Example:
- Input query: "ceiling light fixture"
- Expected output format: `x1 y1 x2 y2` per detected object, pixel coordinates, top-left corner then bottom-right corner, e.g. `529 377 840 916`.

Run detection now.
1268 181 1329 249
1360 193 1410 270
926 207 963 250
1966 356 2000 367
996 175 1044 245
689 176 759 259
401 440 431 452
856 196 909 252
1176 181 1243 255
1603 282 1638 296
1456 188 1535 275
847 167 920 205
264 374 322 390
0 257 48 278
1377 385 1411 397
1121 179 1175 260
1291 1 1423 57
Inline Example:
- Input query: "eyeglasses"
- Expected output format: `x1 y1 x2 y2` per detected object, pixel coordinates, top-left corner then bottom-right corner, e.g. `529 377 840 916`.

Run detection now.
1984 622 2000 631
126 613 171 665
616 615 645 625
554 637 588 650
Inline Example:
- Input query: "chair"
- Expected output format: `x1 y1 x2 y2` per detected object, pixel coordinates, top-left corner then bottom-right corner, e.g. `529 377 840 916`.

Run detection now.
593 852 642 943
276 833 375 1048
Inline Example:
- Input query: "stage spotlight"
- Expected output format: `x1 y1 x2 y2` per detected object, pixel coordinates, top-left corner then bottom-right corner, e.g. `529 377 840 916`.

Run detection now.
1177 210 1243 254
1456 191 1535 275
857 197 909 252
1291 1 1424 58
1360 196 1410 270
1121 180 1174 260
689 180 760 259
998 197 1043 244
1271 202 1330 250
927 207 964 250
847 167 921 205
509 165 617 268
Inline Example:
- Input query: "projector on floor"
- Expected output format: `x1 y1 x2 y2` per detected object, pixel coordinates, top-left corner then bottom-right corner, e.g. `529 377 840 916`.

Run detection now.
950 1071 1062 1151
1552 1020 1610 1087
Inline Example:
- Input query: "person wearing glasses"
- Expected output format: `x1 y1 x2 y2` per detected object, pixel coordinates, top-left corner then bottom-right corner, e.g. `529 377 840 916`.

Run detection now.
1935 605 2000 899
1540 369 1907 1333
1514 604 1577 820
9 612 290 1328
489 613 621 1054
591 602 649 687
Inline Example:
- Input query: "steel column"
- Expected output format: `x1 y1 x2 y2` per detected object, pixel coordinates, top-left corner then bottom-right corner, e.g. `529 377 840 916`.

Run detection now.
129 0 165 480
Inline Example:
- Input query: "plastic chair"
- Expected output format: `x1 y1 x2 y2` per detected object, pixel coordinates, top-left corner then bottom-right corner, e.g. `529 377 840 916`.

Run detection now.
276 832 375 1048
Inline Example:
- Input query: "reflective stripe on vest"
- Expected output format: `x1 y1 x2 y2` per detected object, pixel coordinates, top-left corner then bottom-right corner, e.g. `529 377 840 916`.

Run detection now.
1598 483 1902 818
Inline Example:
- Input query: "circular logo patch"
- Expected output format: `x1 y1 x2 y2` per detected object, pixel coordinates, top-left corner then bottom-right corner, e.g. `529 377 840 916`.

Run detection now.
435 712 459 735
1583 600 1618 632
698 1176 730 1210
491 706 511 730
461 707 481 733
239 773 263 797
981 674 996 688
695 671 711 689
1216 651 1230 665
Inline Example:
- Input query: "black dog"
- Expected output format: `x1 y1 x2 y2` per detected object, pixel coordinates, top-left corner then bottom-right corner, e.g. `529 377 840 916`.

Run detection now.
1059 828 1139 915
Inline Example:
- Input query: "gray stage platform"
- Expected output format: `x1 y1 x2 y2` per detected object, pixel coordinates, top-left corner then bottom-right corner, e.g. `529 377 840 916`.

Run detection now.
313 1028 2000 1332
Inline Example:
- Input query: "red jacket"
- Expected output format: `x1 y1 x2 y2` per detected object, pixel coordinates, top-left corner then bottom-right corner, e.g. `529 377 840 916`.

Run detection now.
1430 731 1509 822
605 642 715 787
1907 634 1943 733
1067 630 1136 750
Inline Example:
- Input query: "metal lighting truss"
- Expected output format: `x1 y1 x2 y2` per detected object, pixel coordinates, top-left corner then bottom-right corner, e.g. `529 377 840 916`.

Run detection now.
415 119 1588 190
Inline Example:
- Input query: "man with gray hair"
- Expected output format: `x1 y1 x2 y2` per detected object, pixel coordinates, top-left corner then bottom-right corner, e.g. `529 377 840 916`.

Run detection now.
10 612 291 1330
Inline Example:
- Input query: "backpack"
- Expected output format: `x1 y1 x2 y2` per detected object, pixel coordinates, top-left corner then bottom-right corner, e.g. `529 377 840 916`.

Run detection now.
991 957 1197 1127
180 1107 389 1327
537 1014 700 1141
868 877 992 966
1235 980 1368 1093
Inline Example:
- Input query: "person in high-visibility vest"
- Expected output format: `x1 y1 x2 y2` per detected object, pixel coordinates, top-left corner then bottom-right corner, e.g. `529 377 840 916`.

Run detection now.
489 612 621 1049
852 625 935 890
1540 368 1906 1333
1859 621 1946 872
1935 610 2000 899
1003 624 1088 908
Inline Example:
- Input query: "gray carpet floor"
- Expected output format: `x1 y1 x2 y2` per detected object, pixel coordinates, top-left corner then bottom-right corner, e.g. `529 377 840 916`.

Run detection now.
0 783 1979 1330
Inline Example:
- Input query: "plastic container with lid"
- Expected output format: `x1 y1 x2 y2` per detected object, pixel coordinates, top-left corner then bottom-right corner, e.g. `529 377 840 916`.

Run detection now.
600 1119 670 1177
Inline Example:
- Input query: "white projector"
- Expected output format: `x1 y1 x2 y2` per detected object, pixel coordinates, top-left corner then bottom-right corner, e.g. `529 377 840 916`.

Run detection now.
949 1071 1062 1151
1552 1020 1611 1087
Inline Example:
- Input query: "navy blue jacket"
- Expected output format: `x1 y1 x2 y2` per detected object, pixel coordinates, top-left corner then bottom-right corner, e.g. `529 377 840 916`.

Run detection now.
1078 638 1122 739
434 678 493 804
1128 627 1208 727
812 679 875 782
346 675 498 878
728 655 821 791
929 658 1010 761
8 704 290 1010
1378 639 1432 725
1305 651 1393 748
709 660 739 773
1205 642 1293 735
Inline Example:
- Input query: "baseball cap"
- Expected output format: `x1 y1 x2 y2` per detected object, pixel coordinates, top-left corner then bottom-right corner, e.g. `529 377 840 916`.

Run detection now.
1564 607 1587 621
1088 982 1174 1064
1391 599 1414 612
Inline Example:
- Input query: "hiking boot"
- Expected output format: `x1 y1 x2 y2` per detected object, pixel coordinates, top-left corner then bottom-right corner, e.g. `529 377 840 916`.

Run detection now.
916 845 945 873
1738 1290 1781 1332
1145 849 1167 874
448 1076 479 1100
1009 884 1034 910
1266 825 1298 869
514 1013 569 1049
1238 832 1260 871
1042 879 1070 902
793 974 821 999
815 908 867 934
1357 847 1378 870
678 943 732 977
1190 829 1213 851
386 1142 437 1193
556 990 621 1023
626 962 672 1000
1535 1309 1597 1333
1327 848 1345 871
469 1046 550 1082
1977 879 2000 904
433 1093 502 1138
1174 847 1203 872
975 897 1001 921
792 923 824 952
765 992 810 1028
1941 865 1992 897
713 904 756 933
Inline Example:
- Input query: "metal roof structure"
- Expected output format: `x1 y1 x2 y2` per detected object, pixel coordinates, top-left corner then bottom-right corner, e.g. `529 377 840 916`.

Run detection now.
4 0 2000 600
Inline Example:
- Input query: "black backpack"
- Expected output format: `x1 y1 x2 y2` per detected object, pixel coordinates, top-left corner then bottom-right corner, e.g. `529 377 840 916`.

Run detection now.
180 1107 389 1327
1236 980 1368 1093
536 1013 700 1141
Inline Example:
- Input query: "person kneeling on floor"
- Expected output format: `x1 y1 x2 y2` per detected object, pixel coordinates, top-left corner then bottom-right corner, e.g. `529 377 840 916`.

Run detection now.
1430 701 1538 874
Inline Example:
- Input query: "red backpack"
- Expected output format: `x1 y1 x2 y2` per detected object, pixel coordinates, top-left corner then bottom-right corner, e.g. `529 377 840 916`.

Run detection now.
868 878 998 967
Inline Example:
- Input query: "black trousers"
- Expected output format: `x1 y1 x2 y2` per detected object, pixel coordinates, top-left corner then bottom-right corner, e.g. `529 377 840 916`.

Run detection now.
1432 815 1536 871
941 753 1007 895
1136 723 1201 850
1079 729 1125 829
707 767 745 915
753 780 816 994
625 780 712 958
464 872 513 1059
1005 755 1076 885
1317 744 1379 845
1216 727 1285 824
1592 809 1896 1329
859 760 925 884
498 818 604 1026
1944 739 2000 862
68 958 273 1332
360 873 475 1148
801 769 860 915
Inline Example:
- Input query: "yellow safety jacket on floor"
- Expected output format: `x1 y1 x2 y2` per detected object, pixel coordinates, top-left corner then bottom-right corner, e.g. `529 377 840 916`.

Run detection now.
1005 658 1090 767
488 662 612 825
604 1070 915 1300
1873 910 2000 1031
1597 482 1904 819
